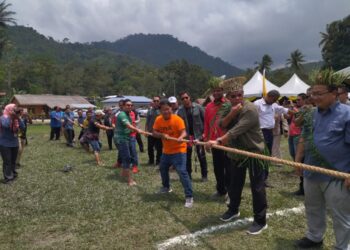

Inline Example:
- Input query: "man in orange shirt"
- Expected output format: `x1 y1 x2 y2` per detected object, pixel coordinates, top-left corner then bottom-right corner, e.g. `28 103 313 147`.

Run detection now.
153 99 193 208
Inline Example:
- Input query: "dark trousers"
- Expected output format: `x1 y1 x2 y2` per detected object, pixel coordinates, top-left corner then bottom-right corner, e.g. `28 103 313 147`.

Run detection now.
136 133 144 152
0 146 19 181
147 136 162 164
228 159 267 225
212 148 230 195
186 145 208 179
261 128 273 180
50 127 61 140
106 131 114 150
65 129 74 145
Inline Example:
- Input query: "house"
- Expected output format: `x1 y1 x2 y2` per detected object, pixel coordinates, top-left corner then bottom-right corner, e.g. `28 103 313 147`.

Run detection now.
11 94 95 117
102 95 152 108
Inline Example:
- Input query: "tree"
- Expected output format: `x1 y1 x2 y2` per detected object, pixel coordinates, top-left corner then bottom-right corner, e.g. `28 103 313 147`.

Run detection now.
255 54 273 73
286 49 305 72
0 0 15 59
319 15 350 70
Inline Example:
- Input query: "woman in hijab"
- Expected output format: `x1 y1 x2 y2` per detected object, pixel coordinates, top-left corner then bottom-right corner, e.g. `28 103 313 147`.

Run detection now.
0 104 24 184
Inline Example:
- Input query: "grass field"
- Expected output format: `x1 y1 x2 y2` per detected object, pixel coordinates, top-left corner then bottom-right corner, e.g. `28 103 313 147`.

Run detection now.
0 122 336 249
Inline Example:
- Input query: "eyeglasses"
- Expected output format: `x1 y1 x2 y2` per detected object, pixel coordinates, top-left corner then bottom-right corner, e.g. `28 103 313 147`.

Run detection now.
181 96 189 101
311 91 330 97
229 93 243 98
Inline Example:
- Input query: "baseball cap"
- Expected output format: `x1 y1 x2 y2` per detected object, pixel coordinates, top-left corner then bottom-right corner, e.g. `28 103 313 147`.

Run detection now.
168 96 177 103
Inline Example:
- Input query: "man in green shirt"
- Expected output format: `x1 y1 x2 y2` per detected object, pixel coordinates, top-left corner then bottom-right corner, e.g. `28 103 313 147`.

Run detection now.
114 99 144 186
206 79 268 235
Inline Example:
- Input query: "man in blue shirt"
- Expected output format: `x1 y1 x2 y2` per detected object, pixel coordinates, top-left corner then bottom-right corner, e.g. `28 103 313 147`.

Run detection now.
50 106 62 140
295 71 350 250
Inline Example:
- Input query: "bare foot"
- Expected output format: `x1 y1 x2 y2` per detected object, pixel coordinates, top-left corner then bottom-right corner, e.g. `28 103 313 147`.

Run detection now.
128 180 137 186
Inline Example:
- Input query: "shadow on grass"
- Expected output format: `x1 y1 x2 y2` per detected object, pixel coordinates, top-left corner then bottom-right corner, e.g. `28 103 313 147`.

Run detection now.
273 237 313 250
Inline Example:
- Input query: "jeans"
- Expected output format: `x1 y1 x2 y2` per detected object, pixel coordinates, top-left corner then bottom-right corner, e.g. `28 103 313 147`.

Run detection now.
262 128 273 180
212 148 230 195
186 145 208 179
0 146 18 181
288 135 300 160
160 153 193 198
147 136 162 164
130 137 138 166
118 141 132 169
228 158 267 225
304 178 350 250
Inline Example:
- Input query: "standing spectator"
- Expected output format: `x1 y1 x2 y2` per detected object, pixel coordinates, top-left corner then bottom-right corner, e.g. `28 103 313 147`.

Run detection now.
168 96 179 114
338 85 350 105
145 96 162 165
203 82 230 199
49 106 62 140
16 108 32 168
207 81 268 235
0 104 24 184
288 93 307 195
178 91 208 181
77 109 86 140
104 107 114 150
153 99 193 208
63 106 75 147
294 70 350 249
254 90 289 186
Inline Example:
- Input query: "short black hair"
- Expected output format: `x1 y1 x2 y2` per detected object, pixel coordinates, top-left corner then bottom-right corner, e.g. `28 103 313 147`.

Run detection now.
179 91 189 97
297 93 307 100
123 99 132 105
159 98 171 107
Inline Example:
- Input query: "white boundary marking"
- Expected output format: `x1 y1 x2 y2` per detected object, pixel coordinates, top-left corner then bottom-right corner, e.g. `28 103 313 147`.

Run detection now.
157 204 305 250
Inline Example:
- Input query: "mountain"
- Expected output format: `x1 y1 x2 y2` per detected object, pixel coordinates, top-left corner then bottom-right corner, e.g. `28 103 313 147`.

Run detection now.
91 34 243 76
4 26 243 77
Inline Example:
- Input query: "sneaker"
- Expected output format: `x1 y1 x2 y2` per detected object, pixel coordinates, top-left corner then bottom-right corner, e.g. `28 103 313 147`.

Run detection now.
157 187 173 194
184 197 193 208
246 222 268 235
132 165 139 173
294 237 323 248
220 210 240 222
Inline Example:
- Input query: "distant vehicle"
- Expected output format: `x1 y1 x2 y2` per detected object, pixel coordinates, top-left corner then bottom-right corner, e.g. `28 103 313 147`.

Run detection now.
136 108 148 117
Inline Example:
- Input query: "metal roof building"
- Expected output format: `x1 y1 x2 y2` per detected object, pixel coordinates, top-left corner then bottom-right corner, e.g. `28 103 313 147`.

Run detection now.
102 95 152 108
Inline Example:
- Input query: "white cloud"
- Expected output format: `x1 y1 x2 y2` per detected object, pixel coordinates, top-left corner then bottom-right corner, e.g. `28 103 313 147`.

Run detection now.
9 0 350 68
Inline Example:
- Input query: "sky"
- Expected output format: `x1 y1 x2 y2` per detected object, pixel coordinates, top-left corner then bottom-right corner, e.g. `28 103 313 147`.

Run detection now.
9 0 350 69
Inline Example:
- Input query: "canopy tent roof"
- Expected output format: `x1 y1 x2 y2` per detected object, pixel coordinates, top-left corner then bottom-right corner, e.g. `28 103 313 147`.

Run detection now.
279 74 310 97
243 71 280 97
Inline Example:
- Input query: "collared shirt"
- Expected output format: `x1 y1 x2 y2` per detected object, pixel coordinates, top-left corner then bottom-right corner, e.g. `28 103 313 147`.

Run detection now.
304 102 350 181
203 98 226 140
254 98 289 129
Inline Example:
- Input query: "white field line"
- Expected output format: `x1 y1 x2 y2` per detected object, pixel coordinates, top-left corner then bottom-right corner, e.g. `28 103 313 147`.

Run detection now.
156 204 305 250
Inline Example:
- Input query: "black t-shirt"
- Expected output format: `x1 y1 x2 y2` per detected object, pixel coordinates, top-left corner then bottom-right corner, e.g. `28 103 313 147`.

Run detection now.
185 107 194 136
88 118 101 134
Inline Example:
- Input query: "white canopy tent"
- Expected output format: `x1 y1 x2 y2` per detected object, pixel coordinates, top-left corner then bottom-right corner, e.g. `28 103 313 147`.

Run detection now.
243 71 280 97
279 74 310 97
336 66 350 76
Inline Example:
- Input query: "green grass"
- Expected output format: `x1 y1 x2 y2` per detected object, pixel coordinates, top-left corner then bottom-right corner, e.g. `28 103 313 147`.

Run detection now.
0 123 336 249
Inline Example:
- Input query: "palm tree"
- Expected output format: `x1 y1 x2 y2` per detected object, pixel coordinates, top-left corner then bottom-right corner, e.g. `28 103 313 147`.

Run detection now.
286 49 305 72
0 0 15 27
255 54 273 73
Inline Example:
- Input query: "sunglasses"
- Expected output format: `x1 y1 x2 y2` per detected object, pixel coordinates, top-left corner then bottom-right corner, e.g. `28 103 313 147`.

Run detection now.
153 100 160 102
181 96 189 101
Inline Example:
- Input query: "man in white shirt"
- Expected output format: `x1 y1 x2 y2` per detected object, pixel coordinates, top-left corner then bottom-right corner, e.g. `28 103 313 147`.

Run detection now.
254 90 289 185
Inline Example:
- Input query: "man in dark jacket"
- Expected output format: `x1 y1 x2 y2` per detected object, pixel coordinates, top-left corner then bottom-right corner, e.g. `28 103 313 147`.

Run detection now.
178 91 208 181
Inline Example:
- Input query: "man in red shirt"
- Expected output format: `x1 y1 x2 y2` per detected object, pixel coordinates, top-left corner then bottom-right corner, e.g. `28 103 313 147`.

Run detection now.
288 93 306 195
203 84 230 199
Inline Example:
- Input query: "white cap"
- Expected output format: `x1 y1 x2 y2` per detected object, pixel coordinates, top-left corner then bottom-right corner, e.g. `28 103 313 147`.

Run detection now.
95 110 105 116
168 96 177 104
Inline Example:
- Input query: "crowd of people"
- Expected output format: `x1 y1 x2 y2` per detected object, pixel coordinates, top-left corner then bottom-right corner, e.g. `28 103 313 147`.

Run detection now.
0 70 349 248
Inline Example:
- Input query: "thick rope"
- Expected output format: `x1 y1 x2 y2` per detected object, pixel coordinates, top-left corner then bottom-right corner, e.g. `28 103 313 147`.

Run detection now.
143 131 350 180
